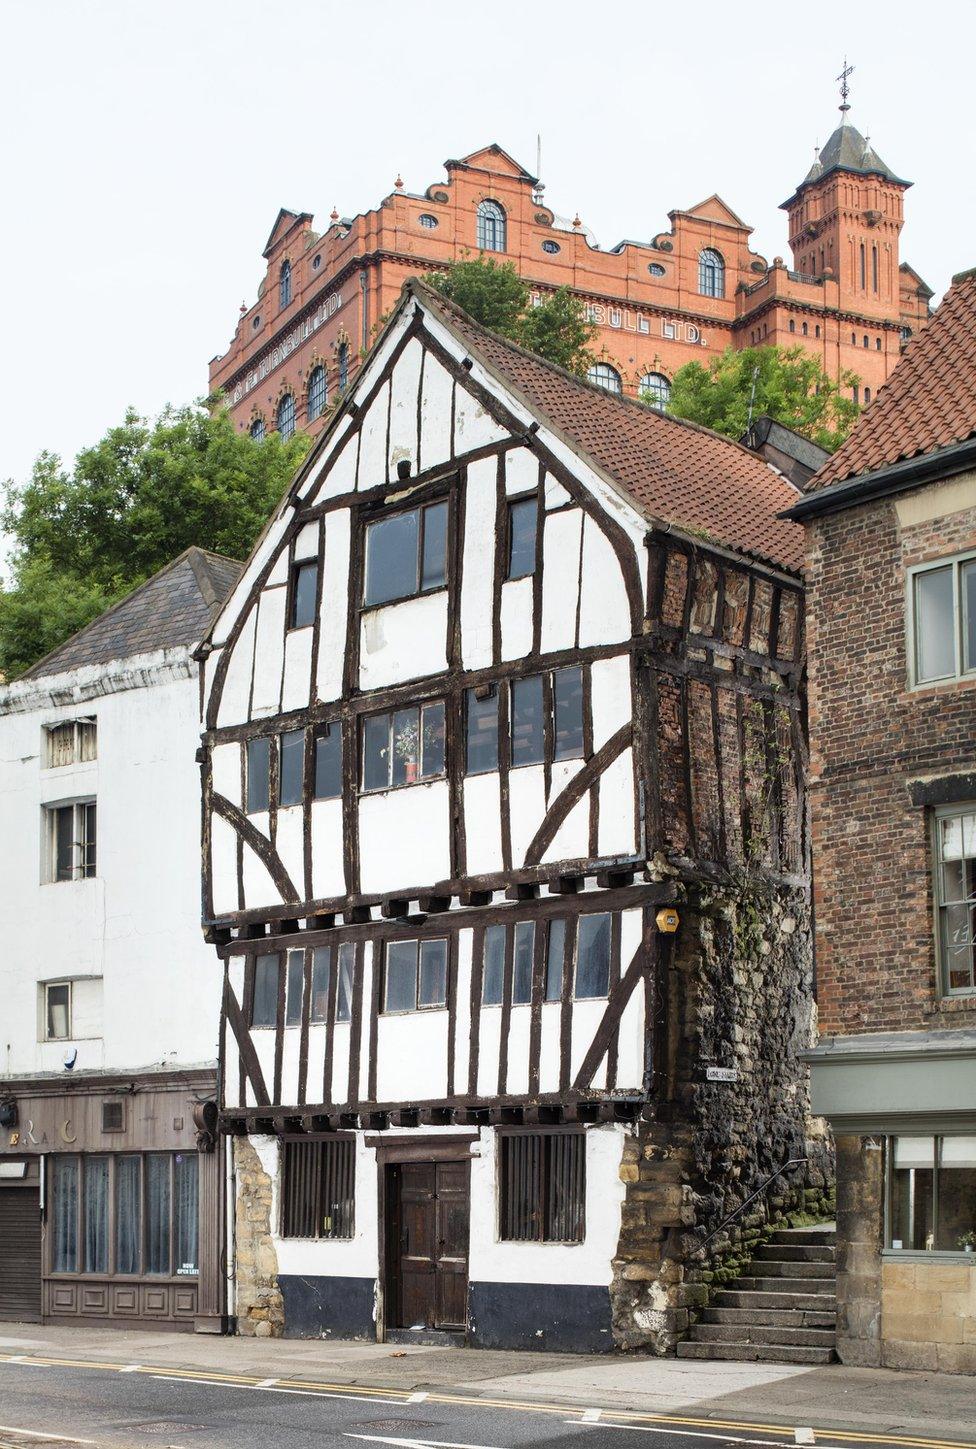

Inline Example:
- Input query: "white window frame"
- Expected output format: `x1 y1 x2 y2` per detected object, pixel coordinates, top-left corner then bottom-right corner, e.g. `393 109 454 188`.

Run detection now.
931 802 976 998
906 550 976 689
44 717 96 768
42 980 72 1041
44 798 96 883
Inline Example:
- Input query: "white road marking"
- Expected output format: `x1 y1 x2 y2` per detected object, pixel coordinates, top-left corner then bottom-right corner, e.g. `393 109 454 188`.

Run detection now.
119 1363 142 1373
254 1377 279 1388
570 1420 848 1449
582 1409 603 1422
408 1392 430 1403
146 1375 405 1408
0 1427 96 1445
345 1436 507 1449
795 1431 816 1446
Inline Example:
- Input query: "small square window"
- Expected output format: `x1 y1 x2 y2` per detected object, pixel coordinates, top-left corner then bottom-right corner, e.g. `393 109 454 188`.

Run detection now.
383 938 448 1012
361 702 446 791
499 1131 585 1242
290 560 318 629
363 501 448 608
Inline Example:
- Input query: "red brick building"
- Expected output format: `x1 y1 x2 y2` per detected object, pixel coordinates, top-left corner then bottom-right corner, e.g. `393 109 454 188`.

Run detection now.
209 104 931 444
787 269 976 1372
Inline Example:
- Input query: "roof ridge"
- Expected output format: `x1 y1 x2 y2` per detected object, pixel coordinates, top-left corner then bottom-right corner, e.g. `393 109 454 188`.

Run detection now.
408 278 780 472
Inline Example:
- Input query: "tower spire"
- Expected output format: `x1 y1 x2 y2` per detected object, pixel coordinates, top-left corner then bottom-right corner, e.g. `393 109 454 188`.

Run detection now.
836 57 854 118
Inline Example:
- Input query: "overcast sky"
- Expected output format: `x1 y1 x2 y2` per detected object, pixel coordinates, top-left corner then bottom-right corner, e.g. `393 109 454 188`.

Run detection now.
2 0 973 496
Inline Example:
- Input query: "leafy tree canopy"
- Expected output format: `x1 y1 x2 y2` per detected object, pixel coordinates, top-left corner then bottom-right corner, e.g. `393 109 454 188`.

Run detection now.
663 345 860 452
0 403 309 678
424 257 597 376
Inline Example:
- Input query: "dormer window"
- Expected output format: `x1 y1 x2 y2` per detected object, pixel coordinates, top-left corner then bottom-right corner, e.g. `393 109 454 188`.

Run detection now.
363 500 448 608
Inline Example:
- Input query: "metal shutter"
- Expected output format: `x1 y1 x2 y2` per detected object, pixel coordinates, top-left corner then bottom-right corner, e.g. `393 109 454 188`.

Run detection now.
0 1188 41 1321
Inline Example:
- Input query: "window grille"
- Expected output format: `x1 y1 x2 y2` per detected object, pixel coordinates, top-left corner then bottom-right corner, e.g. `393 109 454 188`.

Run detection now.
281 1138 355 1239
276 393 296 441
45 719 96 767
499 1132 585 1242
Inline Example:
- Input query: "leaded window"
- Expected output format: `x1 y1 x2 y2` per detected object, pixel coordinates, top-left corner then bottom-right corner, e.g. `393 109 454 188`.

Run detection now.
639 372 671 411
276 393 296 441
698 248 725 299
476 199 506 252
307 365 327 421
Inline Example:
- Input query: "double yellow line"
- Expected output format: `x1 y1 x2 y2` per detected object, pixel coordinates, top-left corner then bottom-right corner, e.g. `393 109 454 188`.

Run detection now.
1 1353 972 1449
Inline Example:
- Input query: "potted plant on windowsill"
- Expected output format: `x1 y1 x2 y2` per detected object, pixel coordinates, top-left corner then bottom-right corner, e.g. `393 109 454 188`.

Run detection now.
957 1231 976 1253
393 718 420 784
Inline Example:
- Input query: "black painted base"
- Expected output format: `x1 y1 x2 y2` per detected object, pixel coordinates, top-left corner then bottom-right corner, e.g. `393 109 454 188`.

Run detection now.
468 1281 613 1353
278 1274 375 1339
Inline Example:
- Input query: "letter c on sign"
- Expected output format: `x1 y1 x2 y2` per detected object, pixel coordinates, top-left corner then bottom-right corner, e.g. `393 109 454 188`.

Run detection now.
60 1119 77 1145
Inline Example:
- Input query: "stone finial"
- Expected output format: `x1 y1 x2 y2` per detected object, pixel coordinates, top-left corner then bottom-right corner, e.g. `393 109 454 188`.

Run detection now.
394 174 404 190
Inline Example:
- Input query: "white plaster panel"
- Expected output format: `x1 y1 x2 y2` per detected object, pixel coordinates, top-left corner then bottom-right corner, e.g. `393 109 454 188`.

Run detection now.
418 355 454 472
224 1030 241 1109
375 1009 449 1103
358 781 451 895
249 588 287 718
453 384 508 454
453 930 473 1092
357 381 389 492
295 521 320 560
267 549 289 587
241 815 285 910
250 1030 276 1107
211 743 242 809
544 474 571 509
590 655 632 751
540 509 582 655
314 427 358 503
469 1125 626 1289
571 999 608 1090
215 610 256 728
210 814 241 918
459 456 496 670
477 1009 502 1098
463 774 503 877
280 1022 301 1108
306 1024 327 1107
598 749 636 859
500 577 533 661
280 627 313 714
505 1005 532 1095
274 807 305 898
578 517 631 647
330 1022 351 1103
310 798 345 901
538 1003 561 1094
359 593 448 691
508 766 546 868
358 945 376 1101
504 447 538 497
388 337 423 478
316 510 351 705
541 785 589 867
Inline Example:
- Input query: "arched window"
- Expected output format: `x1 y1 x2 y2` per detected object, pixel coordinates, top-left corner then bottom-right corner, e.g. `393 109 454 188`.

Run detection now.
639 372 671 410
788 319 795 334
307 365 327 421
864 387 872 404
863 335 870 349
587 362 622 394
250 417 265 442
276 393 296 440
476 199 506 253
801 321 808 336
698 248 725 298
872 245 879 293
859 244 866 290
875 336 882 351
279 259 292 310
337 342 349 391
815 325 821 339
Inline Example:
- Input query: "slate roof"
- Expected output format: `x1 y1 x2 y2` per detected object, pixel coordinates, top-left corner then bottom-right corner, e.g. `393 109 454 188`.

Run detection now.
21 548 244 680
790 120 909 200
412 280 805 573
808 268 976 490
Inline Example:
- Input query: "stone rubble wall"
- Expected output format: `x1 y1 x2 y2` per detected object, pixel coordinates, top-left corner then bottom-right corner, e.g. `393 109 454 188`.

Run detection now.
234 1135 284 1337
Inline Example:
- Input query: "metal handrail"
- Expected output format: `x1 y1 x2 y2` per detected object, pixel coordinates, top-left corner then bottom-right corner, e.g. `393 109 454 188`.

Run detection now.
701 1156 808 1249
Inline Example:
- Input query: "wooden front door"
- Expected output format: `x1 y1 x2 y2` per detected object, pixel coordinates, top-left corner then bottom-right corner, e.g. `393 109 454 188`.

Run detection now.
0 1187 41 1322
387 1159 469 1335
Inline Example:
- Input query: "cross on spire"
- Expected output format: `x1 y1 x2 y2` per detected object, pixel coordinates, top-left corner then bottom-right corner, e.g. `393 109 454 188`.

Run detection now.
837 57 854 115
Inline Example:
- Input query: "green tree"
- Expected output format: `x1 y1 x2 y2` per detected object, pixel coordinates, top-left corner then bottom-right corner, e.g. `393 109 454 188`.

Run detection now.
663 345 860 452
424 256 597 376
0 403 309 678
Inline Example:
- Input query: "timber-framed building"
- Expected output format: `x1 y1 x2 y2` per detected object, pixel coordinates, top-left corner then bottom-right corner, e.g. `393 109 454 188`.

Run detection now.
200 280 828 1350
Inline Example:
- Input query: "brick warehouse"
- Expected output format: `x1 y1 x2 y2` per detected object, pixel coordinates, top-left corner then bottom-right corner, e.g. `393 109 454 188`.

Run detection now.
209 91 931 445
787 268 976 1372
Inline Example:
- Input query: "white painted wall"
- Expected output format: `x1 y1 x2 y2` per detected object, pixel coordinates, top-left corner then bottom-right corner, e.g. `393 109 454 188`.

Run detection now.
0 653 220 1078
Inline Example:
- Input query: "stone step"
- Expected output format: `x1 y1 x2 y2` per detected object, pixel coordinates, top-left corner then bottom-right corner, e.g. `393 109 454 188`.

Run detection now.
702 1305 836 1328
744 1258 837 1278
767 1226 836 1246
677 1340 835 1365
754 1243 835 1263
732 1275 835 1294
712 1288 837 1312
689 1322 837 1348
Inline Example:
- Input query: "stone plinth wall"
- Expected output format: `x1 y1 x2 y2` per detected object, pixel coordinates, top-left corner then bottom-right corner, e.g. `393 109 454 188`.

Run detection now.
834 1134 884 1365
234 1136 284 1337
881 1259 976 1373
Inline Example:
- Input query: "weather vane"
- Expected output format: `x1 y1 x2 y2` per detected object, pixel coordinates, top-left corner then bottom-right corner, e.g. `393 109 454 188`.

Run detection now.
837 57 854 115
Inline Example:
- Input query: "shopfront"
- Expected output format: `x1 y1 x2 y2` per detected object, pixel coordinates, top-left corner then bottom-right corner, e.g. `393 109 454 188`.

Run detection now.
0 1069 225 1332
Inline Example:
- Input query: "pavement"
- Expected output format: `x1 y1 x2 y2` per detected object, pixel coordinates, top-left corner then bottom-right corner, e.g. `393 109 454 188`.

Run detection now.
0 1322 975 1448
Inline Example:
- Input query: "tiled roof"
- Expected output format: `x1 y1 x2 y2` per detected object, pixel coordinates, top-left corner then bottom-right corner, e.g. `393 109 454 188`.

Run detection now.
412 282 805 573
809 268 976 490
21 548 244 680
